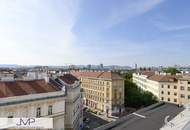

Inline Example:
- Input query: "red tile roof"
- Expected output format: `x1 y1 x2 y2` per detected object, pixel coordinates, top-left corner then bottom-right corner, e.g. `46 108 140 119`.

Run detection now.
148 75 180 82
0 79 59 98
137 71 155 77
71 71 123 80
59 74 79 84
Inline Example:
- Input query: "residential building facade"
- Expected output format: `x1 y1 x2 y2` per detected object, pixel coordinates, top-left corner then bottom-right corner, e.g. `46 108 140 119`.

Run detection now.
55 74 83 130
133 71 159 97
176 75 190 105
0 79 66 130
72 71 124 116
133 71 190 105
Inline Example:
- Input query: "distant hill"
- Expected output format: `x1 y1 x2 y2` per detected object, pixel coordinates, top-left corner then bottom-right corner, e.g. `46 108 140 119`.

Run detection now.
0 64 21 68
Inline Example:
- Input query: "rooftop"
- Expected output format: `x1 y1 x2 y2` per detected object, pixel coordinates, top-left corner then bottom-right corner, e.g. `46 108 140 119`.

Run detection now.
177 75 190 81
95 102 184 130
148 75 180 82
160 105 190 130
0 79 59 98
135 71 183 82
71 71 123 80
59 73 79 84
136 71 155 77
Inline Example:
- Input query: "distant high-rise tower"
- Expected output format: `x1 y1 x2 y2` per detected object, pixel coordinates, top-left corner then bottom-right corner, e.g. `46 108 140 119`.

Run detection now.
135 64 138 70
87 64 91 70
100 63 104 69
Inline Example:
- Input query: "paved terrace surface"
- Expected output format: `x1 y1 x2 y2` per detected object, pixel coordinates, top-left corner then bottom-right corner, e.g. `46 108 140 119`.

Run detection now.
94 102 184 130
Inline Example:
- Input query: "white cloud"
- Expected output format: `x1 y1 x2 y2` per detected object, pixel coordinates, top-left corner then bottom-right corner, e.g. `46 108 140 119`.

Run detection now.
105 0 165 28
0 0 81 65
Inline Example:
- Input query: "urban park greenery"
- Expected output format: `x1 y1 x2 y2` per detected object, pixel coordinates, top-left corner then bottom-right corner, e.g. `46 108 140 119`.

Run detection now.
123 72 158 109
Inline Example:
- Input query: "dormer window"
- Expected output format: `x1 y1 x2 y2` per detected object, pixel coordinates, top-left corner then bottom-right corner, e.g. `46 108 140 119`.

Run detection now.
36 107 41 117
48 105 53 115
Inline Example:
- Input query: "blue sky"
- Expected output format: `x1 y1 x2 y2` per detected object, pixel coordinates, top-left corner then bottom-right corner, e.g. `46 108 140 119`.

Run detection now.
0 0 190 66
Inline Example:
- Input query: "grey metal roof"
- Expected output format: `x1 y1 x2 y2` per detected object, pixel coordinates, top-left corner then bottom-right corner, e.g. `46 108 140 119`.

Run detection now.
95 102 184 130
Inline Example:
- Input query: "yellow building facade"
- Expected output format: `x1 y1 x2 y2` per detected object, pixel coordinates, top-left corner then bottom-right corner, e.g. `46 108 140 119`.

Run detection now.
160 75 190 105
72 71 124 116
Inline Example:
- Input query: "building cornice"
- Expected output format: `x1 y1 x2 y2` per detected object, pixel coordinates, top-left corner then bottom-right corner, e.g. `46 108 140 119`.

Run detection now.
0 91 66 106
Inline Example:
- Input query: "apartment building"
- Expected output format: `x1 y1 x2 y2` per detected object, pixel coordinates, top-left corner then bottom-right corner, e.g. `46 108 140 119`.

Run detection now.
173 75 190 105
0 69 15 81
133 71 159 97
71 71 124 116
150 74 179 104
160 75 190 105
133 71 190 105
53 74 83 130
0 79 66 130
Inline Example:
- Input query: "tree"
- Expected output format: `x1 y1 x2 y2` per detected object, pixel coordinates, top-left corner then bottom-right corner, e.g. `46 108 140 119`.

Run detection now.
123 71 133 81
123 73 158 108
164 67 180 75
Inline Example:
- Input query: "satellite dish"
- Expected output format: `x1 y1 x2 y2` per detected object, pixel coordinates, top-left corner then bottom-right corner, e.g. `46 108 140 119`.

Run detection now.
164 115 170 124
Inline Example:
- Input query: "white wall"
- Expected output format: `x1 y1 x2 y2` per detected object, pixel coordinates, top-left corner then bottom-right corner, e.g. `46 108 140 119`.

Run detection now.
133 73 159 97
65 84 83 130
0 94 65 130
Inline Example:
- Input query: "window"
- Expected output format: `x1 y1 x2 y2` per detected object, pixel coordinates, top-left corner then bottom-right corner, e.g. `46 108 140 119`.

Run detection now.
188 95 190 99
181 94 185 98
168 85 170 89
114 90 117 99
181 86 185 90
168 98 170 101
174 92 177 96
161 91 164 94
36 107 41 117
174 99 177 102
119 92 122 99
106 87 109 92
174 86 177 89
48 105 53 115
188 82 190 84
168 92 170 95
8 116 13 124
161 85 164 88
161 97 164 100
188 87 190 91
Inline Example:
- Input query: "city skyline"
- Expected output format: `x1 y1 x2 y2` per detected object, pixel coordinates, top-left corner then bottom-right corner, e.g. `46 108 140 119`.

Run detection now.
0 0 190 66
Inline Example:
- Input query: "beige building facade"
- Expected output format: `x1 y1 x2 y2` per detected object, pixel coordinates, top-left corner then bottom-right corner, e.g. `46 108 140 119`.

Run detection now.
177 76 190 105
72 71 124 116
160 75 190 105
159 81 178 104
133 71 190 106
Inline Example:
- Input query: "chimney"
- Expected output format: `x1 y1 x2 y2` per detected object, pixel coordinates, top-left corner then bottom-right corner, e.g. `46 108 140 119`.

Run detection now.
44 76 49 83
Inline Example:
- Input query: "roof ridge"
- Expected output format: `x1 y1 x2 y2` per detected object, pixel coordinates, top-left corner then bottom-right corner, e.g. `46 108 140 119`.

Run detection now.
97 71 105 78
